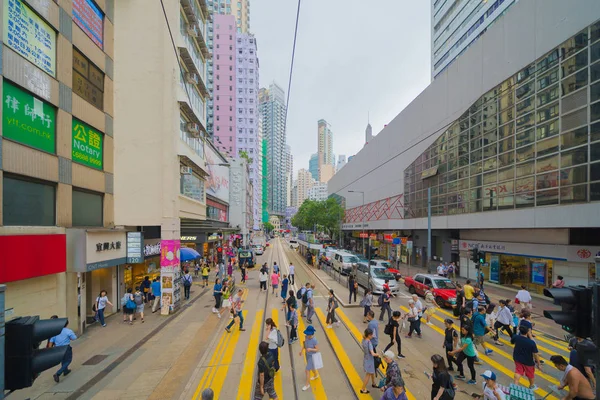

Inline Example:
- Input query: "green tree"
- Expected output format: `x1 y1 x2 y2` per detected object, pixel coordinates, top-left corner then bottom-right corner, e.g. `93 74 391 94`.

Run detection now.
292 198 344 240
239 150 253 164
263 221 274 233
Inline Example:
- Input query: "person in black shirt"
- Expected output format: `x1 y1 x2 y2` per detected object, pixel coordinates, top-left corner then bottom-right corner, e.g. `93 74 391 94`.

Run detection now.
454 283 465 317
383 311 405 358
429 354 454 400
348 275 358 304
256 341 278 399
443 319 459 371
459 308 473 331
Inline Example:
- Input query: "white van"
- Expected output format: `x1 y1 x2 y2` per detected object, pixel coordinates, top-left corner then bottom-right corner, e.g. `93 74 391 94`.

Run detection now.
332 251 359 275
289 239 299 249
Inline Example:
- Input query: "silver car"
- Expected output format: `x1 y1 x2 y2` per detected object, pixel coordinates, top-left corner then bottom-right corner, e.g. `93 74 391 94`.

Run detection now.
355 264 399 294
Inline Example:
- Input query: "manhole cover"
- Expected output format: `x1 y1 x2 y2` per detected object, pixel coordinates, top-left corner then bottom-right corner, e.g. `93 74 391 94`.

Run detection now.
82 354 109 365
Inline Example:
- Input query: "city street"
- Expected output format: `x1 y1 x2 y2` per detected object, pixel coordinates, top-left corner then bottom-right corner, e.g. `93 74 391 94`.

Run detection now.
16 238 573 400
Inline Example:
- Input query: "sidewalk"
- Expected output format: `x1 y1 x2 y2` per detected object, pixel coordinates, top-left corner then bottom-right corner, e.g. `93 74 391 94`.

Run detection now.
19 282 214 400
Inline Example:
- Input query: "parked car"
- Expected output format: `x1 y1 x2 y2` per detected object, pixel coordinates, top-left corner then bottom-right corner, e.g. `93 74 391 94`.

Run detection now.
355 263 399 294
332 251 359 275
289 239 299 249
253 245 264 255
368 259 402 280
319 248 338 267
403 273 457 308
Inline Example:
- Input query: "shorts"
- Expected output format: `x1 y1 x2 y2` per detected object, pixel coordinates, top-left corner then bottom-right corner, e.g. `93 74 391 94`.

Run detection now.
254 377 277 399
202 276 209 281
474 335 485 345
272 284 278 289
123 306 134 315
514 362 535 380
425 307 436 316
136 304 144 313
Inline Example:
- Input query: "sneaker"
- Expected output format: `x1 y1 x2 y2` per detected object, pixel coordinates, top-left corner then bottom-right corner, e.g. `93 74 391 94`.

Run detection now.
529 385 538 391
240 328 246 331
494 341 504 346
327 325 332 329
474 360 483 365
217 312 221 319
225 327 231 333
426 322 433 325
467 380 477 385
335 322 341 327
405 335 412 338
310 375 320 381
455 375 466 381
302 385 311 391
397 354 406 359
64 369 72 376
485 350 493 355
53 374 59 383
102 324 107 327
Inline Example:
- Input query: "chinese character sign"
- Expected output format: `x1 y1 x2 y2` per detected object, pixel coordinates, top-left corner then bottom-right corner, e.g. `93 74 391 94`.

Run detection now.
3 81 56 153
3 0 57 76
160 240 180 269
73 0 104 49
72 118 103 170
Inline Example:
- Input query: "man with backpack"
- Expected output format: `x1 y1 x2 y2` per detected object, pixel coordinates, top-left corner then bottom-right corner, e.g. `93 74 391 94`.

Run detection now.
183 270 193 300
255 341 279 400
306 284 315 324
298 283 309 318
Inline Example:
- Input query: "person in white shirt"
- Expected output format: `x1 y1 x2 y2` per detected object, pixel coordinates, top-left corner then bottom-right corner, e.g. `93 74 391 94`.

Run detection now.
515 285 532 312
289 263 295 285
259 269 268 291
437 264 445 276
493 299 513 344
479 370 506 400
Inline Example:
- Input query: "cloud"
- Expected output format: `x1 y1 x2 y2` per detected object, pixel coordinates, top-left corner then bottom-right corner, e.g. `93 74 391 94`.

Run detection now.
251 0 432 174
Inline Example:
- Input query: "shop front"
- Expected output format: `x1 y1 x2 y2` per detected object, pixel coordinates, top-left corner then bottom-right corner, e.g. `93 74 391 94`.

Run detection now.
122 237 162 292
67 230 127 333
459 239 599 295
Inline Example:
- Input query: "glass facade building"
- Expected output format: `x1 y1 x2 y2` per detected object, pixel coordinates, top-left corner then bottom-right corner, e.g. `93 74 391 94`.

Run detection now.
405 20 600 218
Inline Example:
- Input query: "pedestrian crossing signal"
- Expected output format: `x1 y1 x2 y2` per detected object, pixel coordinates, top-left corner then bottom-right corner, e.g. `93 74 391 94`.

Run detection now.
543 286 592 338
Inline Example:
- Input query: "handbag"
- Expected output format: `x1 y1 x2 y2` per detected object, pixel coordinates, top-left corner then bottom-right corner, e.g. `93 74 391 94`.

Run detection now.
125 295 136 310
312 352 324 370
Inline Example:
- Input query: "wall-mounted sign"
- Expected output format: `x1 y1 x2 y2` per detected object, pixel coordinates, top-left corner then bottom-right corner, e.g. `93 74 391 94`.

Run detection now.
73 0 104 49
73 48 104 110
72 118 103 170
3 0 57 76
369 234 377 240
144 243 161 257
126 232 143 263
205 145 230 203
2 81 56 153
207 234 219 242
421 166 439 180
95 241 121 252
85 231 127 271
359 232 369 239
181 236 197 241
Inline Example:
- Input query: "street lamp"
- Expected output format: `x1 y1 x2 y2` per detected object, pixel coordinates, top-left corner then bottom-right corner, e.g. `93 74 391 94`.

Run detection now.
349 190 370 290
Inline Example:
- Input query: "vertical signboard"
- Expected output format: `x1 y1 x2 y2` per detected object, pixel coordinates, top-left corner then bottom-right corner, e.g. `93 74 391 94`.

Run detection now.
2 81 56 153
126 232 143 263
73 0 104 49
160 240 181 314
72 118 104 170
3 0 57 76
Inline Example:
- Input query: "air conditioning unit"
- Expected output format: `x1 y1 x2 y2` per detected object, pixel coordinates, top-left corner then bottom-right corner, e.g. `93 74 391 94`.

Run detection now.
186 73 199 85
187 24 199 37
186 123 200 135
181 166 193 175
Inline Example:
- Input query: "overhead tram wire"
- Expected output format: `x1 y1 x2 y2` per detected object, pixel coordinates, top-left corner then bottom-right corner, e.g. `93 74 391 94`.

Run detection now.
282 0 302 136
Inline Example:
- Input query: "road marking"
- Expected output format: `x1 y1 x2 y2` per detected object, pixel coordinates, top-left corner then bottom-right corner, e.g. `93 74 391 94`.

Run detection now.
236 310 265 400
399 306 558 400
272 310 284 399
297 314 328 399
315 308 371 397
336 308 417 400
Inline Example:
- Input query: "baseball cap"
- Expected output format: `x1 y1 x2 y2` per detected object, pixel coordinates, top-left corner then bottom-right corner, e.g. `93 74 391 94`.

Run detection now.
480 370 496 380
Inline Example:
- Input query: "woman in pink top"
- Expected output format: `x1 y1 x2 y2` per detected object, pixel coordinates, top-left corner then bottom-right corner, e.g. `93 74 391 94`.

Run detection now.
271 272 280 296
551 275 565 288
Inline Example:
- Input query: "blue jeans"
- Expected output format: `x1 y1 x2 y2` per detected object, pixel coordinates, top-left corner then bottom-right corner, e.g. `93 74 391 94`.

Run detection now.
227 311 244 330
286 310 291 322
97 308 106 326
56 346 73 376
269 347 280 371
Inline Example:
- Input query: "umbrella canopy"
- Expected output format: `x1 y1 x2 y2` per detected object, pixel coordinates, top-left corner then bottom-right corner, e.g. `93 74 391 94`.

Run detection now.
180 247 201 262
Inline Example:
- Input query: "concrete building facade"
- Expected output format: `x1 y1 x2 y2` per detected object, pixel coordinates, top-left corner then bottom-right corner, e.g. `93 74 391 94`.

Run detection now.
259 83 287 216
331 0 600 294
308 183 328 202
319 164 335 184
337 155 347 172
285 144 293 207
296 168 315 207
228 158 252 245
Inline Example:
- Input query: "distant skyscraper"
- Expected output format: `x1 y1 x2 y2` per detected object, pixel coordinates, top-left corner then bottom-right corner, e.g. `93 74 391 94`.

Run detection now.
336 155 347 172
259 83 287 216
319 164 335 184
318 119 334 168
296 169 315 206
432 0 517 78
365 121 373 144
309 153 319 181
307 183 328 202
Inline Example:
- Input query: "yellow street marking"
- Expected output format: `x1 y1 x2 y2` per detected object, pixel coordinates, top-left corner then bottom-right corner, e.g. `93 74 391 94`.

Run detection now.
336 309 417 400
236 310 265 400
315 308 371 397
399 306 558 400
298 315 328 399
272 310 284 399
210 310 249 398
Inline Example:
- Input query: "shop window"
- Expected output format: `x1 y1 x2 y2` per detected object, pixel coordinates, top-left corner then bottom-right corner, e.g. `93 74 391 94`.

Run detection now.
3 175 55 226
560 184 587 204
73 189 103 227
561 126 588 150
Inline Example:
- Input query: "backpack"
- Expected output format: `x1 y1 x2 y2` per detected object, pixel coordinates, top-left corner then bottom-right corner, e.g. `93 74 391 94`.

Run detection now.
183 275 192 287
302 289 310 304
134 293 143 306
276 329 285 347
296 288 304 300
384 322 393 335
378 294 385 307
260 356 276 380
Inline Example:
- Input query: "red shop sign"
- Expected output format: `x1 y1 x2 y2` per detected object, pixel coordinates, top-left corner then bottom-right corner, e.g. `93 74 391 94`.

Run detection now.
359 233 369 239
369 234 377 240
384 234 393 242
0 234 66 283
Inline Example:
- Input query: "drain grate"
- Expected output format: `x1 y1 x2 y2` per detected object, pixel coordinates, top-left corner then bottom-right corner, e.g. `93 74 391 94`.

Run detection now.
82 355 109 366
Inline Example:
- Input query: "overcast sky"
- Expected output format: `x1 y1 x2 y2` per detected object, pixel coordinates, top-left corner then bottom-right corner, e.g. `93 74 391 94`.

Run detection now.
251 0 432 175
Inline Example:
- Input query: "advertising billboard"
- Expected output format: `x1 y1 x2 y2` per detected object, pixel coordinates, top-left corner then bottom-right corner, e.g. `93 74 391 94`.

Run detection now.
73 0 104 48
72 118 103 170
205 145 230 203
3 0 56 76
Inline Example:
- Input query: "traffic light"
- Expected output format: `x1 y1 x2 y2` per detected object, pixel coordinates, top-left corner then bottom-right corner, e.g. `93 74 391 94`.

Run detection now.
543 286 592 337
216 246 223 262
470 247 479 263
5 316 69 390
478 251 485 264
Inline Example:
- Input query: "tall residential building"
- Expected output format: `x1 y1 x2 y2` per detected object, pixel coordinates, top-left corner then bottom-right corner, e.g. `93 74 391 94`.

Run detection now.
212 0 250 33
212 14 237 156
261 137 269 223
285 145 293 206
116 0 211 313
291 179 298 208
318 119 334 169
365 122 373 144
259 83 287 216
319 164 335 184
432 0 517 78
309 153 319 181
337 155 347 172
0 0 118 333
297 169 315 206
308 183 329 202
235 33 261 229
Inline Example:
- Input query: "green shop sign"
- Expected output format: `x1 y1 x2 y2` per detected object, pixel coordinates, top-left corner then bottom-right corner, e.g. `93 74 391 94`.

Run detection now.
72 119 103 170
2 81 56 153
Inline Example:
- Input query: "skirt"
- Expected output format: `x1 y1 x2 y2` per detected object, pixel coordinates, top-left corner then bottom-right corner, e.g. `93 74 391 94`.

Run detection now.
425 307 436 316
